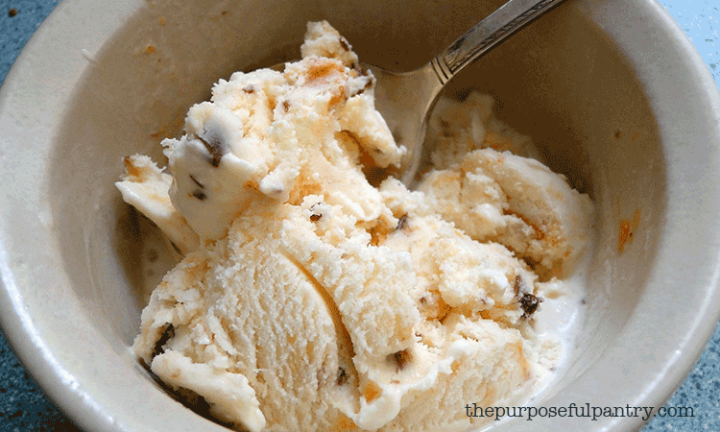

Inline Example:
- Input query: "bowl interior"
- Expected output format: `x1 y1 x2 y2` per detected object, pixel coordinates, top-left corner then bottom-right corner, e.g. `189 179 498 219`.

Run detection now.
47 0 664 429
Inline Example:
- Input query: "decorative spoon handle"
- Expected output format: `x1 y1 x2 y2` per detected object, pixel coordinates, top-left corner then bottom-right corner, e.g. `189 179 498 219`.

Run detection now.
430 0 570 84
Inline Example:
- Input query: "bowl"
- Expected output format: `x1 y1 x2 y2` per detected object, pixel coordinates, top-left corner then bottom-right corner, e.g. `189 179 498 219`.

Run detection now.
1 0 720 431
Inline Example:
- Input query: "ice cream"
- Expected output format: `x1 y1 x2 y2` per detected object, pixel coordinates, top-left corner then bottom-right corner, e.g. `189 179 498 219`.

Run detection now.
116 21 593 432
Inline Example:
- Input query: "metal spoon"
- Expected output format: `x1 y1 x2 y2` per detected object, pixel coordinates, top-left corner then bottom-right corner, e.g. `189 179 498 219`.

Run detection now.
367 0 570 185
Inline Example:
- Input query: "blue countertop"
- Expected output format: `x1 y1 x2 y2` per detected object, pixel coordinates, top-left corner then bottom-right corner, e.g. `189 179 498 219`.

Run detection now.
1 0 720 431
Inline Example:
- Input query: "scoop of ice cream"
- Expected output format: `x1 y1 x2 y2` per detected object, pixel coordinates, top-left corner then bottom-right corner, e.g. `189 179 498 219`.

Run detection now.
119 20 593 432
134 196 550 432
135 21 401 242
417 149 594 277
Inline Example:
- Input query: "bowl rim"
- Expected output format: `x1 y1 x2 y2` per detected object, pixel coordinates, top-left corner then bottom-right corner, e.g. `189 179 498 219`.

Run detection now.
1 0 720 431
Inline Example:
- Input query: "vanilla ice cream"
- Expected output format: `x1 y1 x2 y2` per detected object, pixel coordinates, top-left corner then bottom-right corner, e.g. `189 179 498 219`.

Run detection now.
116 21 593 432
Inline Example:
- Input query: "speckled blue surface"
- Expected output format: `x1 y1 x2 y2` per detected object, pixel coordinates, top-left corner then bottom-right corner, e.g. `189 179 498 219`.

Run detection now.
1 0 719 431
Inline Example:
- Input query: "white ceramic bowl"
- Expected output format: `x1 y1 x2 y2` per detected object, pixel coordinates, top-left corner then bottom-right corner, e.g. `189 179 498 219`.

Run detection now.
1 0 720 431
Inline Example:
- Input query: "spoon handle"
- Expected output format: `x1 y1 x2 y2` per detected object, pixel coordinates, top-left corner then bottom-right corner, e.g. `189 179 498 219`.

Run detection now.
430 0 570 84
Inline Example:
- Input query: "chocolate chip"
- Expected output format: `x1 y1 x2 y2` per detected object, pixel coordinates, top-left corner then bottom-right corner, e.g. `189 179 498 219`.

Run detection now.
350 81 368 98
151 324 175 358
391 349 412 370
243 85 255 94
351 78 374 97
8 8 17 17
191 190 207 201
520 293 541 319
309 203 323 221
521 256 539 271
336 367 347 385
197 132 226 168
339 37 350 51
282 100 290 112
189 174 204 189
396 214 409 231
513 275 527 295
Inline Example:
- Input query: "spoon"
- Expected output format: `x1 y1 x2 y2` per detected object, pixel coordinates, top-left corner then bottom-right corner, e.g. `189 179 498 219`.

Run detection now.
366 0 570 185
